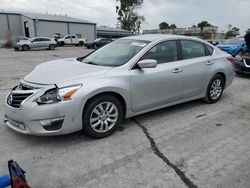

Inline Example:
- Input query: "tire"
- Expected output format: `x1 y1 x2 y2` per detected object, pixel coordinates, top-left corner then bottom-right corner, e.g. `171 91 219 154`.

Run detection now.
49 44 55 50
22 45 29 51
204 74 225 103
59 41 64 46
94 44 98 49
83 94 124 139
79 41 84 46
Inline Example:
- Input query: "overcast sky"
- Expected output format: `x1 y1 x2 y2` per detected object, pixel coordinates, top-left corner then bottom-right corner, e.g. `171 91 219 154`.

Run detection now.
1 0 249 34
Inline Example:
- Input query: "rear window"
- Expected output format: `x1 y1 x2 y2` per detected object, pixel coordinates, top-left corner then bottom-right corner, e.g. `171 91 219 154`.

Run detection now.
181 40 205 59
206 45 214 56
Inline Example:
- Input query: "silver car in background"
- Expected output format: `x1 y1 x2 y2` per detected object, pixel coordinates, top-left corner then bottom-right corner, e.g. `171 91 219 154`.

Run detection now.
4 34 234 138
14 37 57 51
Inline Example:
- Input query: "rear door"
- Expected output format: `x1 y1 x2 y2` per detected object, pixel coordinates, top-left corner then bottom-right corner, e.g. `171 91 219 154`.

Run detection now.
71 35 78 44
39 38 50 48
130 40 183 112
180 40 215 98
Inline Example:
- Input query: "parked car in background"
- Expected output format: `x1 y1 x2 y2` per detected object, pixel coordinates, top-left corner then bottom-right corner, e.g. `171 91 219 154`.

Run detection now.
217 38 246 56
234 51 250 74
57 35 87 46
14 37 57 51
4 34 234 138
85 38 113 49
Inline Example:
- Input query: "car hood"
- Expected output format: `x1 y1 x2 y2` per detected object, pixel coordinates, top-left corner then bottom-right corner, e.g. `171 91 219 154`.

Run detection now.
24 58 113 85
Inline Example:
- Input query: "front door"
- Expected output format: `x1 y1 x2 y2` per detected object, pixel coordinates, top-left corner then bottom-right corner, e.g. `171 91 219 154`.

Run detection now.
130 40 183 112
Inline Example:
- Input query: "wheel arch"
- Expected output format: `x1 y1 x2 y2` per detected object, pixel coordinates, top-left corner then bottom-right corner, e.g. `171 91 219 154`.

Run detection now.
82 91 128 119
215 72 226 87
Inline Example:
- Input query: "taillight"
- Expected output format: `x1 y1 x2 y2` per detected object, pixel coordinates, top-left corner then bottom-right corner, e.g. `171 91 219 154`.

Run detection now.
227 57 236 63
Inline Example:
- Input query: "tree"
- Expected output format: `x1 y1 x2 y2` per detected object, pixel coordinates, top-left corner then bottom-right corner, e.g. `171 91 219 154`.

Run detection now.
232 27 240 35
116 0 145 33
197 21 212 30
159 22 169 30
169 24 177 29
225 30 235 39
225 26 240 39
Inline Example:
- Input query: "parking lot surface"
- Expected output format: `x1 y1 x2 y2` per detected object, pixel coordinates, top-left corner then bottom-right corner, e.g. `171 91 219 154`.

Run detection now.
0 47 250 188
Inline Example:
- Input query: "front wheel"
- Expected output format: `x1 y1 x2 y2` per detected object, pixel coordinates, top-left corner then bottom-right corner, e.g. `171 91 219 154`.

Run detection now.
83 94 124 139
204 74 225 103
22 45 29 51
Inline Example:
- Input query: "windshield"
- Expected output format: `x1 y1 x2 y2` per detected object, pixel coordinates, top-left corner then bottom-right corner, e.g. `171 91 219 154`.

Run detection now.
223 38 244 45
81 39 150 67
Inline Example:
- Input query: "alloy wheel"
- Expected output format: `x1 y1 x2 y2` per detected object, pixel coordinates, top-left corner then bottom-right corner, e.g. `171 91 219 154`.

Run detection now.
210 79 222 100
90 102 118 133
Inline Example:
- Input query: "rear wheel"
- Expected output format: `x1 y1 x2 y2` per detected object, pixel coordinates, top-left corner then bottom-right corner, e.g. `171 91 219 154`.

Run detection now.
205 74 225 103
79 41 84 46
49 44 55 50
83 94 123 139
22 45 29 51
59 41 64 46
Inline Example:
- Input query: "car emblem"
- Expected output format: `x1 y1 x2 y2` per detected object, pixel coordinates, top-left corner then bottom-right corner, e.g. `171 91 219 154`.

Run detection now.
8 94 13 105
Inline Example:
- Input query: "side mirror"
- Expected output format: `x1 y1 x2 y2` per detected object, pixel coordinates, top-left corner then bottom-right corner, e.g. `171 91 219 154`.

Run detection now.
137 59 157 68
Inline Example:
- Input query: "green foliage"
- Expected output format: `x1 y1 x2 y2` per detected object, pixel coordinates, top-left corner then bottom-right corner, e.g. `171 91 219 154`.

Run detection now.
197 21 212 30
225 26 240 39
169 24 177 29
159 22 177 30
159 22 169 30
116 0 145 33
225 30 235 39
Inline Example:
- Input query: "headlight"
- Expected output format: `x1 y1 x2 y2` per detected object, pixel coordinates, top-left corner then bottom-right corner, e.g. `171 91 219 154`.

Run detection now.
37 84 82 104
235 55 243 61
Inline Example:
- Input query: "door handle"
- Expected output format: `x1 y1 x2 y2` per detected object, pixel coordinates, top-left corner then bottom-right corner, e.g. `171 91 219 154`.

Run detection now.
172 68 182 73
206 61 214 65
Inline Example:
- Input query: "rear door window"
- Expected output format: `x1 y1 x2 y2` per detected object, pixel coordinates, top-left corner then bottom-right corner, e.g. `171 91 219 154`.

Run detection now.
180 40 205 59
141 40 178 64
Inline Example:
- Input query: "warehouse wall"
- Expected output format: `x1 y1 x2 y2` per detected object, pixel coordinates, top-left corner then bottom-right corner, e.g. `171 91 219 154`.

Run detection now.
21 16 35 38
0 14 8 38
36 21 68 38
69 23 96 41
8 15 23 36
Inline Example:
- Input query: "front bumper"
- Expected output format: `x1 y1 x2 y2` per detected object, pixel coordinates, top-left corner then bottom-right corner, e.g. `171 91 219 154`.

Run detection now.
4 83 85 136
14 45 22 51
234 60 250 74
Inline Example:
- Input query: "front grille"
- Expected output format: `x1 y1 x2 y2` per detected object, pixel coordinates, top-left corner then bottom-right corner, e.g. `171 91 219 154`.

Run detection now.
7 92 33 108
7 83 37 108
244 59 250 66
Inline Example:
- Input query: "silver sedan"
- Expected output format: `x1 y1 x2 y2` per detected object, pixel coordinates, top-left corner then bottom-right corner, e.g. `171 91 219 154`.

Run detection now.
14 37 57 51
4 34 234 138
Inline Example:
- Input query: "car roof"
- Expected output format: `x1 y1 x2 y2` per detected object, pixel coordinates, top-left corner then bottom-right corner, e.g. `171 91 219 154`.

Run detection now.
31 37 51 39
123 34 208 43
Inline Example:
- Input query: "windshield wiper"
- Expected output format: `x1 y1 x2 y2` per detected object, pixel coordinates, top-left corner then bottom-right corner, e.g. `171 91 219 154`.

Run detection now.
82 61 99 66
